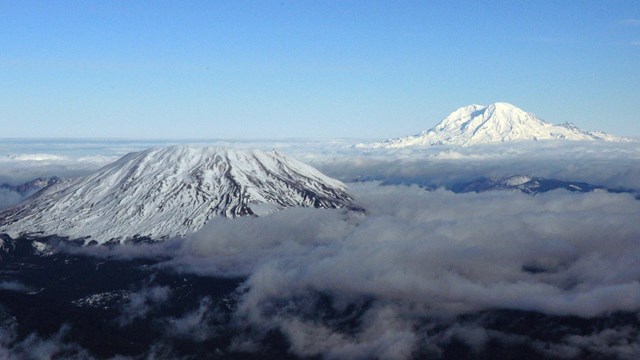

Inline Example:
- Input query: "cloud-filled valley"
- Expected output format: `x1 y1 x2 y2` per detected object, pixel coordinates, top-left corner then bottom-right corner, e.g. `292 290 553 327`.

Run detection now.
1 139 640 359
158 184 640 358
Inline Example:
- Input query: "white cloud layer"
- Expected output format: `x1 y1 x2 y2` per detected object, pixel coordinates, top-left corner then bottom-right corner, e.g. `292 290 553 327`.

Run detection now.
309 141 640 189
2 139 639 189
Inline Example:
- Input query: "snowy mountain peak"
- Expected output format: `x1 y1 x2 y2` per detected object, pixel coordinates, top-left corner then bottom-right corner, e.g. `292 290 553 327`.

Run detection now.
0 146 353 244
361 102 625 148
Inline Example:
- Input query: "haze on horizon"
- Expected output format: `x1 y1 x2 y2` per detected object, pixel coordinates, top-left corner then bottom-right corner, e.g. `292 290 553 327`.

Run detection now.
1 1 639 139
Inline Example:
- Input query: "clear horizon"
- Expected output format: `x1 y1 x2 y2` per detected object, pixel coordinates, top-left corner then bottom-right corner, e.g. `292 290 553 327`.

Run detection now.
2 1 639 139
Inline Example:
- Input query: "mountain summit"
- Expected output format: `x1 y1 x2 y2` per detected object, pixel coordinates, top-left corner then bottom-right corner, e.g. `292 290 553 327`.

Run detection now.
361 102 624 148
0 146 353 243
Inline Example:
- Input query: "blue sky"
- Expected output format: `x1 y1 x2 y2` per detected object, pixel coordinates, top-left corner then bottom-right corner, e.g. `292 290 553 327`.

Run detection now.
1 1 639 139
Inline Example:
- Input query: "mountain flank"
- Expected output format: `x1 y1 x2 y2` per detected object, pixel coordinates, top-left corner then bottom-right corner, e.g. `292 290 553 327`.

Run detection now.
0 146 353 243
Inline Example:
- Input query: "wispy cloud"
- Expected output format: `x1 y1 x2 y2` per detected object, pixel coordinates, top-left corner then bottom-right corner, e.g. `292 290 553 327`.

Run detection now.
118 285 171 326
631 41 640 47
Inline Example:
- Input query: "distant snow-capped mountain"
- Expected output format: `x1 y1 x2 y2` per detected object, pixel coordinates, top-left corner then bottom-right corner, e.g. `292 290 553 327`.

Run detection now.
360 102 625 148
449 175 637 196
0 146 353 243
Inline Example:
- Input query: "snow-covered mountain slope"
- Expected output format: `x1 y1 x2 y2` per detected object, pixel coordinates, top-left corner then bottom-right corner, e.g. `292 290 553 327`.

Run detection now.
360 102 625 148
0 146 353 244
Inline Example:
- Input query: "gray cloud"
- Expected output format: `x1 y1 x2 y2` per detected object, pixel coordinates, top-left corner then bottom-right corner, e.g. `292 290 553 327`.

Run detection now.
143 182 639 358
163 297 223 342
118 285 171 326
535 326 640 359
180 184 640 314
271 303 419 360
0 189 22 210
0 324 91 360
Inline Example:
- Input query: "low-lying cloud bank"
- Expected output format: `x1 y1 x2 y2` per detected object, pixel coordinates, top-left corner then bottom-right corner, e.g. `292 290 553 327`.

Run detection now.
3 139 639 188
144 183 640 358
309 141 640 190
0 324 90 360
2 139 640 358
